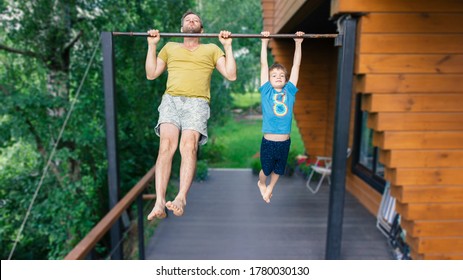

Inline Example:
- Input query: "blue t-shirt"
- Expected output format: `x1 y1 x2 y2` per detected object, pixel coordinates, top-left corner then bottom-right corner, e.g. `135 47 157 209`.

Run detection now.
259 81 298 134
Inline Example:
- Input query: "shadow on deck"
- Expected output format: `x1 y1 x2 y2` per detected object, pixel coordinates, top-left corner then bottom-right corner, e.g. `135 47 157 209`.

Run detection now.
146 169 394 260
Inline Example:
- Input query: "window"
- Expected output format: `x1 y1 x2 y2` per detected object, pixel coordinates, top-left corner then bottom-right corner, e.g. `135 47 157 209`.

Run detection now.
352 94 386 193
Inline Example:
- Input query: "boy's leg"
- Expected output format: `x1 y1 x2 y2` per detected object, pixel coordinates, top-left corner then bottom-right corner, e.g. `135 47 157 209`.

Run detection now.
166 129 200 216
148 123 179 220
263 172 280 203
262 138 290 203
257 170 268 199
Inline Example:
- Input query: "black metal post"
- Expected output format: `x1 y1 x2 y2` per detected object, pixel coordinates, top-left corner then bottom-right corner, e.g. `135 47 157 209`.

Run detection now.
101 32 123 260
325 16 358 260
137 194 145 259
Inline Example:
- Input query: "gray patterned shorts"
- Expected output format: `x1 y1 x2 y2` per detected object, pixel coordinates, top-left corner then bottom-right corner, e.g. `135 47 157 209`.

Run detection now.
155 94 210 145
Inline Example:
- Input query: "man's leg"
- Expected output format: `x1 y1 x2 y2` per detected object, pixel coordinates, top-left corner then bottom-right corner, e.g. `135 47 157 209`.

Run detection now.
148 123 179 220
166 129 200 216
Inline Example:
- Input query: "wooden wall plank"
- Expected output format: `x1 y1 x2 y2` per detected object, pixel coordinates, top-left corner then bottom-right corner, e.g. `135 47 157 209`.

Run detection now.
362 94 463 112
298 121 328 129
386 167 463 185
295 113 327 122
368 112 463 131
346 173 382 215
396 201 463 220
392 185 463 203
357 75 463 93
358 34 463 54
356 54 463 74
374 131 463 149
402 219 463 237
380 150 463 168
407 235 463 254
331 0 463 15
359 13 463 33
411 251 463 260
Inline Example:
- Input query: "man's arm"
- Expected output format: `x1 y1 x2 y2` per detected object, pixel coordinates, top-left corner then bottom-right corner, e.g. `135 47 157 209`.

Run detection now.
260 31 270 86
289 31 304 86
145 29 166 80
215 30 237 81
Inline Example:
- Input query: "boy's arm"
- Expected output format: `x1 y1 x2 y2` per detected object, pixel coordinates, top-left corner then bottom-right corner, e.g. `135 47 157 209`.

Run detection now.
289 31 304 86
260 31 270 86
145 29 166 80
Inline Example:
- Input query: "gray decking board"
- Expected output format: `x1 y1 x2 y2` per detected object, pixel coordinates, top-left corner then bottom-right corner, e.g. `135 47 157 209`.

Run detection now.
145 169 394 260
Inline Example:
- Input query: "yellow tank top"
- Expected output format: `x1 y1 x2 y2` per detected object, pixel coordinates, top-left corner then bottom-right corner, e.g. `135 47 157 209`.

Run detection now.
158 42 225 101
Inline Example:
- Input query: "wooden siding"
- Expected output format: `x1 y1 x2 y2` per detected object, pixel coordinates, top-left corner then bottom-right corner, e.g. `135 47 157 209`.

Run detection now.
332 0 463 259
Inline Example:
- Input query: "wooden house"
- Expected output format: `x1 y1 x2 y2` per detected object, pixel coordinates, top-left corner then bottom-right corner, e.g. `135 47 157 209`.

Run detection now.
261 0 463 259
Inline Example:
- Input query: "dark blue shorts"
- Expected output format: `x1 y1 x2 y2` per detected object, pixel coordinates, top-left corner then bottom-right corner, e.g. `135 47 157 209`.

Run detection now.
260 137 291 176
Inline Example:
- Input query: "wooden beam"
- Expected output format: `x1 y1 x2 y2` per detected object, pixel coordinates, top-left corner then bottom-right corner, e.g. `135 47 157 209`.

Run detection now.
380 150 463 168
359 13 463 33
407 235 463 254
357 34 463 54
391 185 463 203
401 218 463 237
396 201 463 220
386 167 463 185
362 94 463 112
374 131 463 149
331 0 463 16
368 112 463 131
356 54 463 74
411 251 463 260
357 74 463 93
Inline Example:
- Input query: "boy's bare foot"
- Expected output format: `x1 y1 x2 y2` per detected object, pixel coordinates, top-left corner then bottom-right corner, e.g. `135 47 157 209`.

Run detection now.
166 197 186 216
147 203 167 220
257 180 266 197
263 189 273 204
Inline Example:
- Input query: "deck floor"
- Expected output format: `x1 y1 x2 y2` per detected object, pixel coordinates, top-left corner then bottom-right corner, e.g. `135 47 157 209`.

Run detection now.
145 169 394 260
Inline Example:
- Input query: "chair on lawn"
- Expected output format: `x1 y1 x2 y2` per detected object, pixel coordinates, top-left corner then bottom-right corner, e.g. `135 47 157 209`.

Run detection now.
306 148 351 194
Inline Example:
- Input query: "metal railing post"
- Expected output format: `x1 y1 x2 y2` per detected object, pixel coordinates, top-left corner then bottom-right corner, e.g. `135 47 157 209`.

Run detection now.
325 15 358 260
137 194 145 259
101 31 123 260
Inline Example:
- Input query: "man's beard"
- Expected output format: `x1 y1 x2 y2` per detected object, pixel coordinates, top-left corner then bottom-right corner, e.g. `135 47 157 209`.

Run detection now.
183 25 202 33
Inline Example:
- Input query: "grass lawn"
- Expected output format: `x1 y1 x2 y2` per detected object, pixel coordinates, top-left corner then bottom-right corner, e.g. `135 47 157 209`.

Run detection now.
208 116 305 168
231 92 260 109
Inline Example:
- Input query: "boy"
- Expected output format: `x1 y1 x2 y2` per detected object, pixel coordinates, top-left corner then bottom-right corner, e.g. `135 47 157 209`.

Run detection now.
257 31 304 203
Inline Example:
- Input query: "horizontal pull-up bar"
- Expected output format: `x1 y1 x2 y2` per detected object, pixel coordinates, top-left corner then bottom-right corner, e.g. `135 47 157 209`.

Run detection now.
112 32 338 39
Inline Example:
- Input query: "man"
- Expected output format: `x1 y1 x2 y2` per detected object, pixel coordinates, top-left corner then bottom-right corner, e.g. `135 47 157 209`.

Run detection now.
145 11 237 219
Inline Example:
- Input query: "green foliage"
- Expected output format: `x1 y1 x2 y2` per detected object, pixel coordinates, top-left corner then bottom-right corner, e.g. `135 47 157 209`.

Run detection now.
198 138 225 164
0 0 264 259
0 0 195 259
284 149 299 177
194 160 209 182
195 0 263 126
250 157 261 175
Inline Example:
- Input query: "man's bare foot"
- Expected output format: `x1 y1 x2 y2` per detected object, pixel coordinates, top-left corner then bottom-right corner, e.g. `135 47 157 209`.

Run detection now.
257 180 266 197
166 197 186 216
147 203 167 220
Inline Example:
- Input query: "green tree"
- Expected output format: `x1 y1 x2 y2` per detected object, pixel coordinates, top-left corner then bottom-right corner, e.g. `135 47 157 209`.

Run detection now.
196 0 263 126
0 0 195 259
